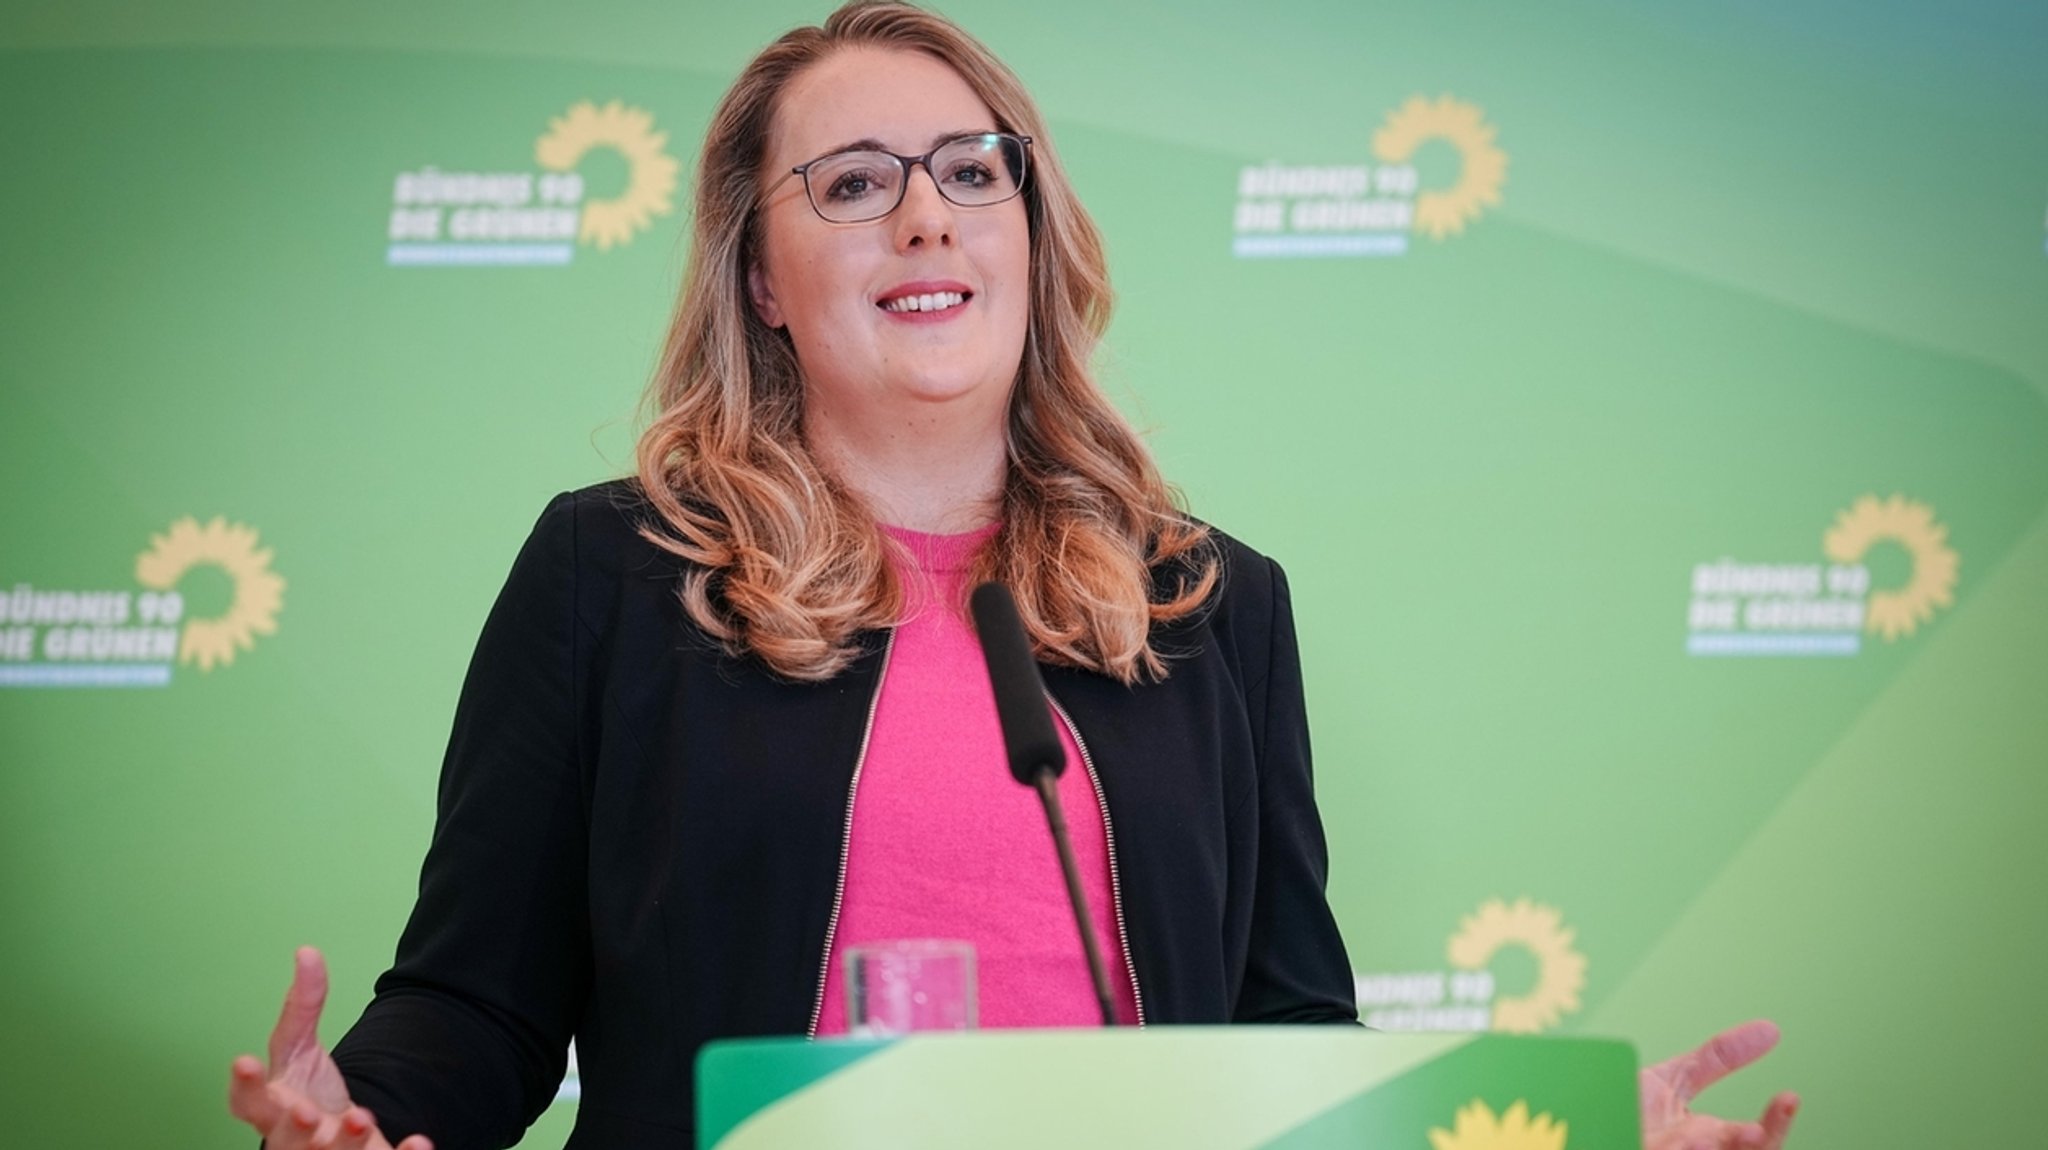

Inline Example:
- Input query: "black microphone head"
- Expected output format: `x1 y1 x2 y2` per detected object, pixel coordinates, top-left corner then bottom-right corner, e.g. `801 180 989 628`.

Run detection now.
969 582 1066 785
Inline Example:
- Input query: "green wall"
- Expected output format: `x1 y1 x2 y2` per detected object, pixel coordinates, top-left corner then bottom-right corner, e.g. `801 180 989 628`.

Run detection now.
3 1 2044 1145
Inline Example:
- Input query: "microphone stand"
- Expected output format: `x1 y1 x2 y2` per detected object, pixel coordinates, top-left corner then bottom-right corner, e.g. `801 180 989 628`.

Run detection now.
1030 766 1118 1028
970 581 1120 1027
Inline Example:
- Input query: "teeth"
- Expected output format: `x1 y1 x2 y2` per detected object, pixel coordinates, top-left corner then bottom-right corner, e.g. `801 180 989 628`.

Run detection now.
882 291 966 313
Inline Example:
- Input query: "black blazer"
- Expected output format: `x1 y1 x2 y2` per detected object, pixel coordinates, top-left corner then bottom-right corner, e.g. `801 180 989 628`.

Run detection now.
332 482 1356 1150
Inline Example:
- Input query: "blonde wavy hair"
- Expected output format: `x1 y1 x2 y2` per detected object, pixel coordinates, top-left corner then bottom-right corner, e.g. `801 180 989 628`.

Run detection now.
635 0 1215 683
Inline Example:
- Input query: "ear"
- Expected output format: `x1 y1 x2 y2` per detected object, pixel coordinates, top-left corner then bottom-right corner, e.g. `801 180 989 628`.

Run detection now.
747 260 786 329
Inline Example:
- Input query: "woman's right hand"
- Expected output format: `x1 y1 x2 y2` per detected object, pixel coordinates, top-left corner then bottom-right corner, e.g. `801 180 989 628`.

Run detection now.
227 947 433 1150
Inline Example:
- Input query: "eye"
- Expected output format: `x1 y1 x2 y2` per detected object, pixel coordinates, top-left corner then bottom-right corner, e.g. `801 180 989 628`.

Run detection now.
941 158 998 189
824 166 885 203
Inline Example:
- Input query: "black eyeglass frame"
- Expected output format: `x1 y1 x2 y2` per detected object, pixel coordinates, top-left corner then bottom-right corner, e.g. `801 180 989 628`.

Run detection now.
762 132 1034 224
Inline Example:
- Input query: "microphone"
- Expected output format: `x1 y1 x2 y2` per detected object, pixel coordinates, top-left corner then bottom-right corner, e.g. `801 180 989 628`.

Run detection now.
970 582 1119 1027
969 583 1065 785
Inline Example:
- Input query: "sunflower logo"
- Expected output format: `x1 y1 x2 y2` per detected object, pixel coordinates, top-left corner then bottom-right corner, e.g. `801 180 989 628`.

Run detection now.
1447 898 1586 1034
1372 95 1508 241
1429 1099 1569 1150
534 100 681 250
134 517 286 672
1822 494 1958 642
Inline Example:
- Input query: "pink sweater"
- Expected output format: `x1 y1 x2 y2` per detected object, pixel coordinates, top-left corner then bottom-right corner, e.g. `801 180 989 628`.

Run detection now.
814 525 1139 1035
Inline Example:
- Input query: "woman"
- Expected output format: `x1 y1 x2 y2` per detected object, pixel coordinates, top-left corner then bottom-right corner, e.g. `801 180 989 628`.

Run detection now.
230 4 1797 1149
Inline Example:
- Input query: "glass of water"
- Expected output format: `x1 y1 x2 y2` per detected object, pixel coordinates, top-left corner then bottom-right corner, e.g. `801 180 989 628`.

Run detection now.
843 939 977 1037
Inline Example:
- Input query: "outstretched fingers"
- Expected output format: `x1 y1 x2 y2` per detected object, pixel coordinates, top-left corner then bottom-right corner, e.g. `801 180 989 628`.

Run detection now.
1759 1091 1799 1150
228 1054 283 1129
269 946 331 1070
320 1106 380 1150
1670 1019 1781 1102
265 1100 338 1150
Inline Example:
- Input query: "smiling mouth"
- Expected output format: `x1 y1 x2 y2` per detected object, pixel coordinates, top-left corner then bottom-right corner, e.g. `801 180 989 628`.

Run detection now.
878 290 970 314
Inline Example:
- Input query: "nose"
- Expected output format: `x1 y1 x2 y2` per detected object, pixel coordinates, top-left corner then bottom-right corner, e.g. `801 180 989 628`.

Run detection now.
891 162 955 250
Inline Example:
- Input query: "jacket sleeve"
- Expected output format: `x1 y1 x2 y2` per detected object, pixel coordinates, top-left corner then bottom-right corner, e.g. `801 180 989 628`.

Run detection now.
331 493 592 1149
1231 555 1360 1024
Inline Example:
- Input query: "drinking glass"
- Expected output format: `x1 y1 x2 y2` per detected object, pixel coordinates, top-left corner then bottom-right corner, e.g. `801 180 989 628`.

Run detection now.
843 939 977 1037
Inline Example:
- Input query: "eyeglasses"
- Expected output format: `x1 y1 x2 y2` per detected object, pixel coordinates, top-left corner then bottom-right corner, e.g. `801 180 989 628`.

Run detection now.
766 132 1032 224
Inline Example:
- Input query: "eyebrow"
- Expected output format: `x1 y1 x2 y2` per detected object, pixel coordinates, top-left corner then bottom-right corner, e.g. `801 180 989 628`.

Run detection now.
815 128 996 158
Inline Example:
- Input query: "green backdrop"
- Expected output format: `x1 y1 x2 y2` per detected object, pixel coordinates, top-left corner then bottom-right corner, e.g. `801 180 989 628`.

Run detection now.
3 1 2044 1146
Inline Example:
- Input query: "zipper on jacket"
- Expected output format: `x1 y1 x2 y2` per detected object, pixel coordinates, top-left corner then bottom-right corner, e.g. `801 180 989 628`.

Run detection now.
1047 695 1146 1027
806 633 896 1039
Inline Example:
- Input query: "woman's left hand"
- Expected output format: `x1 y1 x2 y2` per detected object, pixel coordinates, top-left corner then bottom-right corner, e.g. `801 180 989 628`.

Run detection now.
1639 1020 1799 1150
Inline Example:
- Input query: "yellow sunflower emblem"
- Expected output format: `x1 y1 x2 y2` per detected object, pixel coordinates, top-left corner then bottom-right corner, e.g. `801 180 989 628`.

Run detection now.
1822 494 1958 641
1372 94 1508 240
1448 898 1586 1034
1429 1099 1569 1150
534 100 681 250
134 517 286 672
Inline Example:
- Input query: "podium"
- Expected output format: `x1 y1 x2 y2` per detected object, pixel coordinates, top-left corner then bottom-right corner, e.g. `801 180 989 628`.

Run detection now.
697 1029 1641 1148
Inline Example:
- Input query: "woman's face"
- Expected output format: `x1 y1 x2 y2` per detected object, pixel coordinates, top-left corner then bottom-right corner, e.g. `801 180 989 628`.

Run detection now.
749 47 1032 433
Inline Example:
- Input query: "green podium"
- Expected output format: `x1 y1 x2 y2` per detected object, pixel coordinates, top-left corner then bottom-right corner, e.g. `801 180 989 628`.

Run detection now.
696 1029 1641 1149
